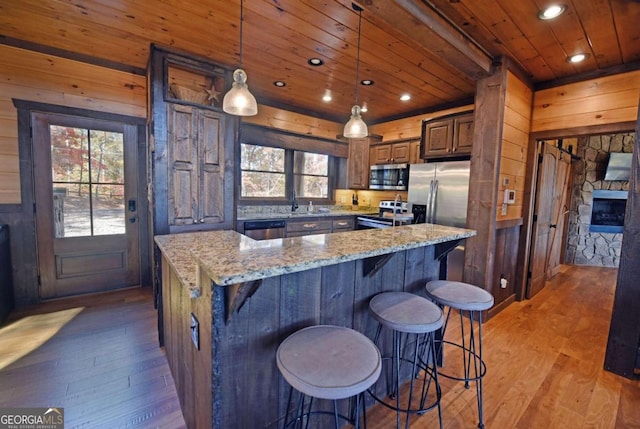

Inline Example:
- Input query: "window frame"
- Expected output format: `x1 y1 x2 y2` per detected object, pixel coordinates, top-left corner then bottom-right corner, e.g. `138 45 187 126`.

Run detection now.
238 142 336 205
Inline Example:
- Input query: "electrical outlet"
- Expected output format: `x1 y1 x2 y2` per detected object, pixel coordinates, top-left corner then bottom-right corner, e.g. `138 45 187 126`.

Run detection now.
500 276 508 289
191 313 200 350
501 203 508 216
340 195 346 203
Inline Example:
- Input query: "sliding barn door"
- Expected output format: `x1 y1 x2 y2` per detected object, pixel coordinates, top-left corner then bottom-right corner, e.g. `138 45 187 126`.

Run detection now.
527 141 559 298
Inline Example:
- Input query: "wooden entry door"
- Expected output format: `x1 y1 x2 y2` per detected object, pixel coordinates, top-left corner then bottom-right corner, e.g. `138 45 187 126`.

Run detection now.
527 141 560 298
32 112 140 299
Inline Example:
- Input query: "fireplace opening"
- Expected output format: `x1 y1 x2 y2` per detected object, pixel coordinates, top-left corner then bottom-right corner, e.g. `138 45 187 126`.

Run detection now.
590 190 628 233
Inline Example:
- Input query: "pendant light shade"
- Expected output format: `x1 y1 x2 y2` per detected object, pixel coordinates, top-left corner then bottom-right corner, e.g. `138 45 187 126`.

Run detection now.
343 3 367 138
343 105 368 138
223 0 258 116
223 69 258 116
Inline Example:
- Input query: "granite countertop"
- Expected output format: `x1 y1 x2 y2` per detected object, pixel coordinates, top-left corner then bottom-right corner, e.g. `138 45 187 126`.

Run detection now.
237 209 377 221
155 224 476 298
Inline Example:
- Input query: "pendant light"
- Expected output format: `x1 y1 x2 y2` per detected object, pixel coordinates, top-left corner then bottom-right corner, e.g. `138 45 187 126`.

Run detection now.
223 0 258 116
343 3 368 138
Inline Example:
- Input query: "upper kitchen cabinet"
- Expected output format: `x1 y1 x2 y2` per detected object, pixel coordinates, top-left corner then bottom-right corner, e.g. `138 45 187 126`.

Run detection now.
370 141 411 165
148 46 235 235
167 105 230 231
345 135 382 189
421 112 474 159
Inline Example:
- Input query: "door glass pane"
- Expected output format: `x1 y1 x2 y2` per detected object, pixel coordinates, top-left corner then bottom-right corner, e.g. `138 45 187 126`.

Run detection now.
50 125 125 237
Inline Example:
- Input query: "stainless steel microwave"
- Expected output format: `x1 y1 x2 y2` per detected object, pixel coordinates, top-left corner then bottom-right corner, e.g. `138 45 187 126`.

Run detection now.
369 163 409 190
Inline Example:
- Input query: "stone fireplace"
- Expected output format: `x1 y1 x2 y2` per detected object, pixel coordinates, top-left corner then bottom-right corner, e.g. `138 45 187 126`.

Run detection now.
566 132 634 267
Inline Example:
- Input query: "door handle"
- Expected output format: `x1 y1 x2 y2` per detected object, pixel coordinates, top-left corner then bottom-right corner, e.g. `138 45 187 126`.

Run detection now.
550 224 557 228
128 199 136 212
129 216 137 223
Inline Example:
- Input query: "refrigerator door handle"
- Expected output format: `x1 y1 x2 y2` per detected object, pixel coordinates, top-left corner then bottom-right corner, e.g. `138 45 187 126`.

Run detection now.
432 179 439 223
427 180 435 223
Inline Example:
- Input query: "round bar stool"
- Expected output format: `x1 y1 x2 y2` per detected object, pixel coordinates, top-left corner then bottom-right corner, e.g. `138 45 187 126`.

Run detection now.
277 325 381 429
424 280 494 429
369 291 444 429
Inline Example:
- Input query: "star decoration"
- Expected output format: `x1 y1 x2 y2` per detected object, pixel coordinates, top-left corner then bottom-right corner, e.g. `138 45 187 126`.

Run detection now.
206 86 221 105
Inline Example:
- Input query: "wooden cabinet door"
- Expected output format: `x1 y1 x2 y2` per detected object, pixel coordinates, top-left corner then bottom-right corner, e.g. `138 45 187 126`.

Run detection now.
390 142 410 163
370 144 392 165
453 113 474 154
423 119 453 157
409 140 423 164
167 105 228 230
168 104 199 227
198 109 226 225
347 138 370 189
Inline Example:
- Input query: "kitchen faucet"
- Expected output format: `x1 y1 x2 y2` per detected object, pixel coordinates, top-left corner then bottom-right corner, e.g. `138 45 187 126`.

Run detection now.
291 190 298 212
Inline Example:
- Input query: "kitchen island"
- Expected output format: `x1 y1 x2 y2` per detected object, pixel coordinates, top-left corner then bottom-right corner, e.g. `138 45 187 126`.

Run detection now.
155 223 475 429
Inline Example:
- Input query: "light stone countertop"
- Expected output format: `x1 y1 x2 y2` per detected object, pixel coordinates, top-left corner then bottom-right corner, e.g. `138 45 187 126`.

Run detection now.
155 224 476 298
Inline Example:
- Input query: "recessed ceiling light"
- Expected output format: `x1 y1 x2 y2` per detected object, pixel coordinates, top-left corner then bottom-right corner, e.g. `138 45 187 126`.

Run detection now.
273 81 286 87
567 53 588 63
360 79 374 86
538 4 566 20
400 94 411 101
322 91 332 102
308 58 324 66
361 103 368 113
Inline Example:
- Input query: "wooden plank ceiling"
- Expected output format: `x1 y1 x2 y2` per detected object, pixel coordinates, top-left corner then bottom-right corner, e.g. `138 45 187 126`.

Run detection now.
1 0 639 123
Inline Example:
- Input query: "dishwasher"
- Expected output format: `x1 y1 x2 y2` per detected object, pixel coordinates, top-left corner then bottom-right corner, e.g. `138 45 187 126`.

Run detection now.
242 219 286 240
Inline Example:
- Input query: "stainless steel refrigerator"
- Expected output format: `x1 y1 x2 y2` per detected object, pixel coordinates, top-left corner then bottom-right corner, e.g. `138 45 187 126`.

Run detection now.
408 161 471 281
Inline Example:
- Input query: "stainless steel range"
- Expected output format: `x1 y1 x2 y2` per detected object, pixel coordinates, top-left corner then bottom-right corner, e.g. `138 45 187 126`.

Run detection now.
356 200 426 229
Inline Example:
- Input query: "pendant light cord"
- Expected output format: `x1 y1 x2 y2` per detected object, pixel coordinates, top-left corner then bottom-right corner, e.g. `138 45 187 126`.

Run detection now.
354 6 362 106
239 0 244 68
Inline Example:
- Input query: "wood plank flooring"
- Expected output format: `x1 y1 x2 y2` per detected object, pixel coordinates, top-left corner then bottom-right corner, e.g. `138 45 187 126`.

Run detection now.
0 288 186 428
0 265 638 428
366 265 640 429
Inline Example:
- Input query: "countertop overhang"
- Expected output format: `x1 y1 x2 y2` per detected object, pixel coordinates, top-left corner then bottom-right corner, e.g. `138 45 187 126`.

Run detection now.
155 223 476 297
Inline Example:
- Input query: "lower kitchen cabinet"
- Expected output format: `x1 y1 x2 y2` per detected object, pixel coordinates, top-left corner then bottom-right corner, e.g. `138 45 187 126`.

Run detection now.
331 217 355 232
285 216 356 237
286 219 333 237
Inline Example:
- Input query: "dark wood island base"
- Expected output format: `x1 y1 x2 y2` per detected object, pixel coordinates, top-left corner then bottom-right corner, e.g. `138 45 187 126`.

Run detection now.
155 225 475 428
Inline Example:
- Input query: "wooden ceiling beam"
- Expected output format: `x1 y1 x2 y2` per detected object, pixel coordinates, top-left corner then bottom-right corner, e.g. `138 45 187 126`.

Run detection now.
366 0 493 80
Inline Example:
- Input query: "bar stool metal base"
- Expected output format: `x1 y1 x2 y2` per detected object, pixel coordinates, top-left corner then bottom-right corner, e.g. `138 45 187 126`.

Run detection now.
425 280 494 429
368 292 444 429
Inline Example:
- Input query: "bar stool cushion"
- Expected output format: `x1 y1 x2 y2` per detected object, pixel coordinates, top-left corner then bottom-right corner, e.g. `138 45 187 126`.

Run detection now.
277 325 381 400
369 292 443 334
425 280 494 311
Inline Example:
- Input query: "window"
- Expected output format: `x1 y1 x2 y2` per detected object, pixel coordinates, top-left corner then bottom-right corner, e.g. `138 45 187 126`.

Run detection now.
294 151 329 198
241 144 285 197
240 143 332 201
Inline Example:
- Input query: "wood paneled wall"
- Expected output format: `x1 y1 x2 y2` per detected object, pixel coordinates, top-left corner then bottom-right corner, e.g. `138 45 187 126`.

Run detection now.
244 104 342 141
498 71 532 221
369 105 474 141
532 70 640 133
0 45 146 204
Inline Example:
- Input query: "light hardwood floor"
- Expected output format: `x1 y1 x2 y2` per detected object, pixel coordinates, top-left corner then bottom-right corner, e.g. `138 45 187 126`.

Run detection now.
0 265 638 428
